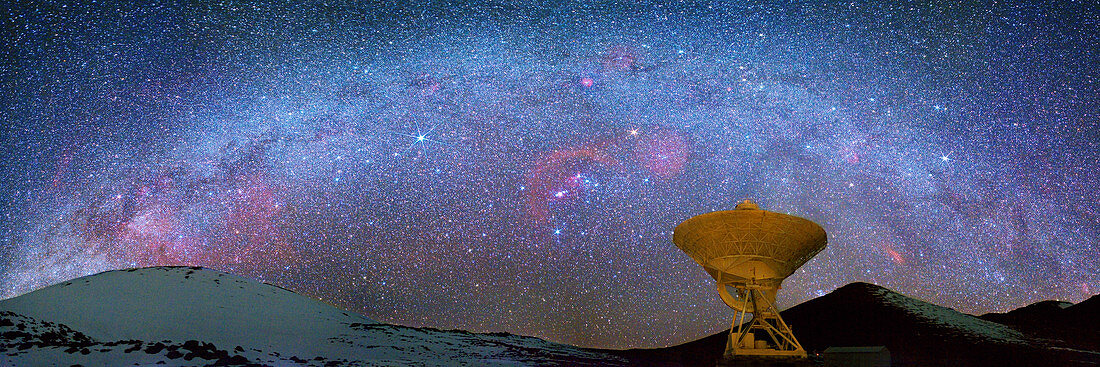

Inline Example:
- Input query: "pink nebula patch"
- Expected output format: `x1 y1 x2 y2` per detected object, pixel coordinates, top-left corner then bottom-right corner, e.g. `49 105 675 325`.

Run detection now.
524 145 616 222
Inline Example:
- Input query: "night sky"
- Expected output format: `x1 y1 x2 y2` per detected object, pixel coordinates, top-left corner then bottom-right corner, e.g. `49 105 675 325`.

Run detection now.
2 1 1098 349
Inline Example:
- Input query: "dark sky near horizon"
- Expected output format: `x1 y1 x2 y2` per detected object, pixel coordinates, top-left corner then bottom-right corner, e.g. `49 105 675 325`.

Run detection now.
1 1 1097 349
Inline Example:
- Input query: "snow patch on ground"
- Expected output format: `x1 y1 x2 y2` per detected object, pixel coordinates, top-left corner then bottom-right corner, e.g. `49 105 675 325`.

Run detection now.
0 266 626 366
867 286 1031 344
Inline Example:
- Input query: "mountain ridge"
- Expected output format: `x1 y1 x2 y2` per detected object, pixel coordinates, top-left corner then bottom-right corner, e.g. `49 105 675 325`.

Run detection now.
1 267 1097 366
618 281 1099 367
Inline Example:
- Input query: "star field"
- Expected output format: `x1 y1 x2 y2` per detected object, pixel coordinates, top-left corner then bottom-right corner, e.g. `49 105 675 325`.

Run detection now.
1 1 1098 349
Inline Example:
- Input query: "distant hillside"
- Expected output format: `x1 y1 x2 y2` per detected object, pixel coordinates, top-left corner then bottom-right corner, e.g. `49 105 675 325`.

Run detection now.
980 294 1100 351
610 282 1100 367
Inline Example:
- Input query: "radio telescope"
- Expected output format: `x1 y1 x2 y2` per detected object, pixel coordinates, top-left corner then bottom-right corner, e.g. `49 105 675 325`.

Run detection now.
673 199 827 361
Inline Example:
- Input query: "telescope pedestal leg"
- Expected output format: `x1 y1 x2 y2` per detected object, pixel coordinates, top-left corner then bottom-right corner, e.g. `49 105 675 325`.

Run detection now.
721 287 807 362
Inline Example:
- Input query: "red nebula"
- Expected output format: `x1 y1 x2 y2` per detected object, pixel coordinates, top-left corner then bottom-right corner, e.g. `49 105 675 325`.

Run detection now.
874 241 908 266
633 130 690 178
524 145 617 223
222 173 299 267
886 248 907 265
224 173 287 251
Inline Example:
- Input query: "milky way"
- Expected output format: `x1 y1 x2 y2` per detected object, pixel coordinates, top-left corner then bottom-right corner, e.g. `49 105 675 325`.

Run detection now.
2 2 1098 348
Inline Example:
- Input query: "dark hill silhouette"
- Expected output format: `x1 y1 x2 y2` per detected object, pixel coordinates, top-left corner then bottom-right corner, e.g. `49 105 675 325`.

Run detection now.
1065 293 1100 329
980 293 1100 352
610 282 1100 367
979 300 1073 325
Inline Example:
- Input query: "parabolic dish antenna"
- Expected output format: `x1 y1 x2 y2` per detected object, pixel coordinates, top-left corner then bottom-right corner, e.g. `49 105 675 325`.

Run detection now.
673 199 827 360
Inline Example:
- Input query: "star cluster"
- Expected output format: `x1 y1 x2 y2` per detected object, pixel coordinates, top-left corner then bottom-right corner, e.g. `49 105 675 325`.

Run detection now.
1 1 1097 348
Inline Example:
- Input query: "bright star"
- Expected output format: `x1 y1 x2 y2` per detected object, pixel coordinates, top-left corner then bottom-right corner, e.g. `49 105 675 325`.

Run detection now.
390 120 444 154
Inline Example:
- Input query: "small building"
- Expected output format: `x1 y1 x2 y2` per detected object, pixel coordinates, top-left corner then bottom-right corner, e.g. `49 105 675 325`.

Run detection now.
823 346 891 367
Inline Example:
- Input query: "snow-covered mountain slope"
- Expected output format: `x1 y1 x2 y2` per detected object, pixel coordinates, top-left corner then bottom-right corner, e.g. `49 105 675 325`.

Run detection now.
0 267 375 351
854 283 1031 344
0 266 626 366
